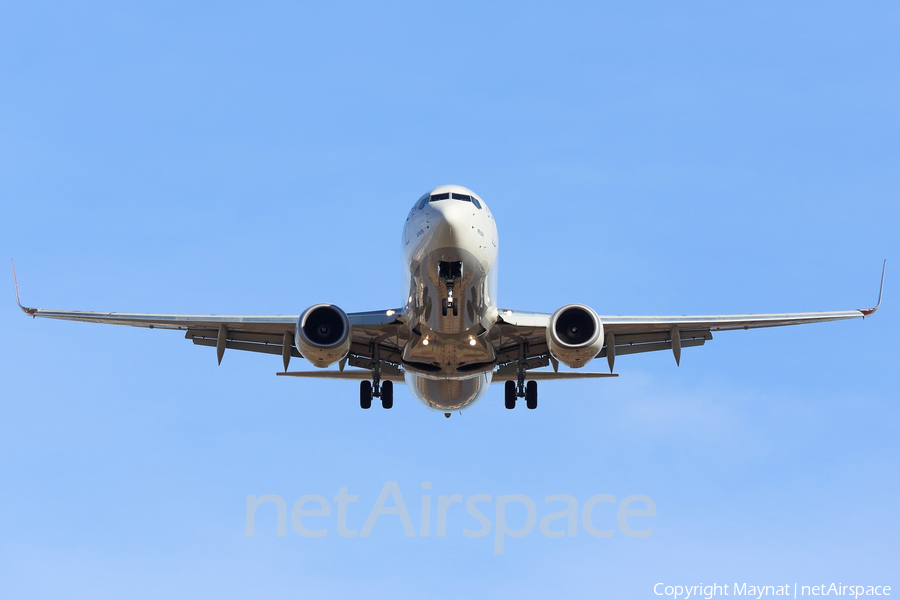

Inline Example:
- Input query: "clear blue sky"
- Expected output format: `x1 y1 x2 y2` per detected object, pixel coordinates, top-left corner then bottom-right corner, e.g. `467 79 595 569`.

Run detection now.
1 2 897 598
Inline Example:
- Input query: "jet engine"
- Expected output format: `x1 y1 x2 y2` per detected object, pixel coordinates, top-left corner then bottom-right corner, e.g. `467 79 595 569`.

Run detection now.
546 304 604 369
295 304 352 368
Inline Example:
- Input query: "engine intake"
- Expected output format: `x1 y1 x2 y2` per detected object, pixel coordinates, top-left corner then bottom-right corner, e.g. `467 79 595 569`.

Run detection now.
547 304 604 369
295 304 351 368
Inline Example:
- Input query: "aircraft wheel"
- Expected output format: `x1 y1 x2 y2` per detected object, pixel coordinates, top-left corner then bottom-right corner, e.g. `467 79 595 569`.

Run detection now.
441 298 448 316
381 380 393 409
525 381 538 410
504 380 516 409
360 380 372 409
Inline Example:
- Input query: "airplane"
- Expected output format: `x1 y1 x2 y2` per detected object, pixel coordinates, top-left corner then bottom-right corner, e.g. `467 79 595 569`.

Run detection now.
13 185 885 417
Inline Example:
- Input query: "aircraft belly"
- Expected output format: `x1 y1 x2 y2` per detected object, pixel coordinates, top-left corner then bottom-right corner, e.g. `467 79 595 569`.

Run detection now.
402 243 497 376
405 371 492 411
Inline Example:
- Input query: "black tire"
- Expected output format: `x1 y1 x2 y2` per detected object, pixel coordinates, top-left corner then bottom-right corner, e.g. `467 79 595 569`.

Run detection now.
441 298 448 316
381 380 393 409
504 380 516 410
526 380 538 410
360 380 372 409
452 302 459 317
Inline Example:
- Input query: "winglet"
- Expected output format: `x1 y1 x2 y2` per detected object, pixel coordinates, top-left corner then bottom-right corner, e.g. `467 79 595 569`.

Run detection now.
860 259 886 317
11 259 38 317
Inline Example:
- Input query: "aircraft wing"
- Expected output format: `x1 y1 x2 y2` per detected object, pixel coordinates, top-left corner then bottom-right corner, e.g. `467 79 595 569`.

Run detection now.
13 261 883 379
13 262 407 372
14 300 407 370
495 261 885 374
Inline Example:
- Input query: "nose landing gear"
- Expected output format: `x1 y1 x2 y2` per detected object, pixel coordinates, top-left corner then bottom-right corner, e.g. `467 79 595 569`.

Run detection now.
441 295 459 317
438 261 462 317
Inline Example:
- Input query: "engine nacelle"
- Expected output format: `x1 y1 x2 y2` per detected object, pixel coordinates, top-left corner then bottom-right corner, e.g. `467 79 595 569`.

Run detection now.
546 304 604 369
295 304 351 368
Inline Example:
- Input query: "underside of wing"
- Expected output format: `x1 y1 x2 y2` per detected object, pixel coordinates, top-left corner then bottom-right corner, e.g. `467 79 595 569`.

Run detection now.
14 260 884 380
18 296 407 371
13 260 408 375
342 311 408 374
277 368 405 383
21 307 302 359
495 260 884 373
490 370 617 382
495 307 877 375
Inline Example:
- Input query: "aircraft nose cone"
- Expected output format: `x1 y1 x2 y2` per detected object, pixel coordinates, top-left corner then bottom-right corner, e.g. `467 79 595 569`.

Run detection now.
430 200 469 231
428 203 468 246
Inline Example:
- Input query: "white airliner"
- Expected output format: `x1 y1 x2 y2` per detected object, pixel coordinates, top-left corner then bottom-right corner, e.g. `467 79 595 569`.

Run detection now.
14 185 885 417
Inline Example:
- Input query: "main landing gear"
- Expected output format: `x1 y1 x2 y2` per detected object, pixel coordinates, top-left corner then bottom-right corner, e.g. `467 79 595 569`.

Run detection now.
504 381 538 409
504 380 538 410
360 379 393 410
360 343 392 410
505 342 538 410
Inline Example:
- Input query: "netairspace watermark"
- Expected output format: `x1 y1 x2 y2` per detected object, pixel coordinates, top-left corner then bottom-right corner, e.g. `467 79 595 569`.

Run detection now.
654 583 892 599
244 481 656 554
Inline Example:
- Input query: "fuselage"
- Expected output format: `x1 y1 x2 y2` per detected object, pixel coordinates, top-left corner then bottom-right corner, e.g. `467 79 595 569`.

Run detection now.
401 185 499 411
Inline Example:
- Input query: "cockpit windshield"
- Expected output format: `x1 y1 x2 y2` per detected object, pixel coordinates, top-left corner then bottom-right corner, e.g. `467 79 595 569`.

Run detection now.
429 192 477 202
421 190 483 209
